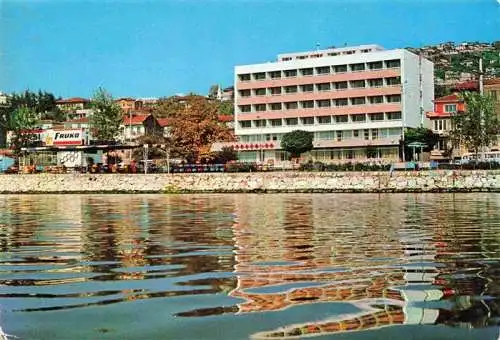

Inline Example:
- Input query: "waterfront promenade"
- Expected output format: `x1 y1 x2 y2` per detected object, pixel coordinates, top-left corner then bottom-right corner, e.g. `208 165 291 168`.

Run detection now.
0 170 498 193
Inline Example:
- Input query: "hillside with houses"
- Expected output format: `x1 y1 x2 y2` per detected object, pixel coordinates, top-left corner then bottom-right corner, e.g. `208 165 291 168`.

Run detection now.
407 41 500 91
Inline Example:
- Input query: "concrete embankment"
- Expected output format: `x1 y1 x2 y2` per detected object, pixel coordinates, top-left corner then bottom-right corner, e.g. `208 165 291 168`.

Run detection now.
0 171 498 193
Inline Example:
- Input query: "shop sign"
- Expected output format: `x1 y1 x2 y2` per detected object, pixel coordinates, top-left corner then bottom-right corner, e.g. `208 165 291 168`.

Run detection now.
45 129 84 146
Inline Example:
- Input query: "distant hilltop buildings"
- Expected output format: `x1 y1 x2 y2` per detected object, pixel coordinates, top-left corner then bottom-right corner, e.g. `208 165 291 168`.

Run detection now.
407 41 500 87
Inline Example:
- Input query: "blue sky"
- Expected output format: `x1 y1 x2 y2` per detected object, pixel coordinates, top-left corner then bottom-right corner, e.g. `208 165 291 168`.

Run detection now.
1 0 499 99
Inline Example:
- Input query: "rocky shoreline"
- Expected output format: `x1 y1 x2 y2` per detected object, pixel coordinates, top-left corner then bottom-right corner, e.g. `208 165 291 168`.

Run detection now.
0 170 498 194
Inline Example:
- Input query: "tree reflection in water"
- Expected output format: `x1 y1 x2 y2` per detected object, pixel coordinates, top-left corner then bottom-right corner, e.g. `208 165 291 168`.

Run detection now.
0 193 499 339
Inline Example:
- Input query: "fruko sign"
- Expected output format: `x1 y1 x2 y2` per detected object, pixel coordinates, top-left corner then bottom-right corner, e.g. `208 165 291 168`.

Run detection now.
45 129 84 146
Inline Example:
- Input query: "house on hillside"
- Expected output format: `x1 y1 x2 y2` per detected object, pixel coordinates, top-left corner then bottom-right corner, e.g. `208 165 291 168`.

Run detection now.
484 78 500 151
426 94 465 161
56 97 90 112
122 114 162 143
116 98 136 113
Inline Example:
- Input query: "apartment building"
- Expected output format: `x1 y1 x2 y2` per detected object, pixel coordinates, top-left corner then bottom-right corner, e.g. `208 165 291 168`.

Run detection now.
232 44 434 163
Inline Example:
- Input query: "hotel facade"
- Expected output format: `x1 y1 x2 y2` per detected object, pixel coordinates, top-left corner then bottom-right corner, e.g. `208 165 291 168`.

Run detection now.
232 45 434 163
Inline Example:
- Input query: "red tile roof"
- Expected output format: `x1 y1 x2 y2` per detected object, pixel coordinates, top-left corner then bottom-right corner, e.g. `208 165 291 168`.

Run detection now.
116 97 135 102
426 111 453 118
65 117 89 124
218 114 233 122
56 97 89 104
123 114 149 125
156 118 170 127
434 94 462 102
484 78 500 86
453 80 479 91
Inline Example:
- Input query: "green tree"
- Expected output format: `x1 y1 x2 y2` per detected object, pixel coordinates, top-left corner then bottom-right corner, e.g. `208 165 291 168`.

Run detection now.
89 88 123 142
0 90 63 146
280 130 314 159
208 85 219 99
7 107 39 156
451 92 500 159
218 101 234 115
403 127 438 161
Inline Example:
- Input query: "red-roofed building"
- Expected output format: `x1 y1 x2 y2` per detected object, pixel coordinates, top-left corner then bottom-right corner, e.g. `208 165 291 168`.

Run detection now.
116 98 136 113
217 114 234 129
121 114 162 142
426 94 465 161
451 80 479 92
64 117 90 130
55 97 90 112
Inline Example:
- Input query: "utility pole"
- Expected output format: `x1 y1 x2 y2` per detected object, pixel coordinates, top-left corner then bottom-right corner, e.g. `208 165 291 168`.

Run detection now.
401 80 406 163
479 57 484 95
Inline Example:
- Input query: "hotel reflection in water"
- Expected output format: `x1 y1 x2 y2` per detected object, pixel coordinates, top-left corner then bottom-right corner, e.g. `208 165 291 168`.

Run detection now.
228 194 500 338
0 194 499 338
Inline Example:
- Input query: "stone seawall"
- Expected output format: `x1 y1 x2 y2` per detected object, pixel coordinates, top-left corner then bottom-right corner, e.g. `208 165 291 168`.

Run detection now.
0 171 499 193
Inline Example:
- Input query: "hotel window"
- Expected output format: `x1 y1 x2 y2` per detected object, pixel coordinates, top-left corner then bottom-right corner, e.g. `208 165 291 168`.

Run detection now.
444 104 457 113
353 130 360 138
388 127 401 136
369 96 384 104
297 55 308 60
239 74 251 81
364 129 370 140
255 88 266 96
369 78 384 87
334 81 348 90
240 121 251 128
317 131 334 140
300 68 314 76
371 129 379 140
317 83 331 91
239 89 251 97
318 116 331 124
302 117 314 125
335 115 348 123
385 59 401 68
282 57 292 61
336 131 343 141
269 71 281 79
350 80 365 88
351 97 366 105
317 99 331 108
270 103 282 111
370 113 384 121
254 119 266 127
316 66 331 75
301 84 314 92
350 63 365 72
387 112 402 120
352 114 366 122
335 98 348 107
334 65 348 73
269 87 282 95
255 104 267 112
286 118 298 126
285 102 298 110
386 95 401 103
254 72 266 80
368 61 383 70
386 77 401 86
301 100 314 109
284 85 298 94
239 105 251 113
270 119 282 127
284 69 297 77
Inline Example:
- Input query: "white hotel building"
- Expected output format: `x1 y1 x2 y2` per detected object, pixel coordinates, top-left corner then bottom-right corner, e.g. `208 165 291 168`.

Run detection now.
230 44 434 163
